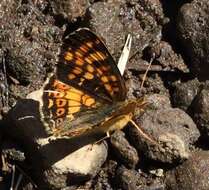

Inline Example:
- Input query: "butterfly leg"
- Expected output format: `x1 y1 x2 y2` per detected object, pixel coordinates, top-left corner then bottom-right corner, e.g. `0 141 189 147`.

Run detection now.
129 119 159 145
94 131 110 145
88 132 110 151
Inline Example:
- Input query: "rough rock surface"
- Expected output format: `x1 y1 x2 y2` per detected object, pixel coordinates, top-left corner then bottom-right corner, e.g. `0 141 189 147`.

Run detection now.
116 166 164 190
0 0 63 104
172 78 200 112
88 0 163 59
128 94 200 163
190 82 209 141
177 0 209 78
4 99 108 189
51 0 89 22
1 0 209 189
166 151 209 190
110 130 139 168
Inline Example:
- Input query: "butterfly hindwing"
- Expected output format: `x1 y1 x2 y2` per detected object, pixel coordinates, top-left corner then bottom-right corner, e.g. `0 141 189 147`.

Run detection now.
41 76 100 134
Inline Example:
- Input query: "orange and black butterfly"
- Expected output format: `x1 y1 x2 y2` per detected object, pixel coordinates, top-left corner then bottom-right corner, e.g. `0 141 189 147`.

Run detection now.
38 28 155 142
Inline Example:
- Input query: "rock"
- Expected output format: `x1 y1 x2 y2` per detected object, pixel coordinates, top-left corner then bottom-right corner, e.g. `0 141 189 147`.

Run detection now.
148 41 188 73
125 68 170 99
177 0 209 78
51 0 89 22
171 78 200 112
166 151 209 190
116 166 142 190
92 160 117 190
4 99 108 189
146 94 171 109
190 82 209 142
42 143 107 188
2 142 25 162
88 0 126 59
65 160 117 189
88 0 163 59
0 0 62 100
110 130 139 168
116 166 165 190
128 94 200 163
149 168 164 177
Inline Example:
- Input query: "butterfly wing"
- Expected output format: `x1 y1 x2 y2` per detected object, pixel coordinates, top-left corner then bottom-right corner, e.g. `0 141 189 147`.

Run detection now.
40 28 127 137
40 75 99 135
57 28 126 103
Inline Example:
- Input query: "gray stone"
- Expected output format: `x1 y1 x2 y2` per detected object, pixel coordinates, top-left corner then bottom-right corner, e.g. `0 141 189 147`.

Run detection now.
128 94 200 163
88 0 163 60
51 0 89 22
177 0 209 78
172 78 200 112
116 166 165 190
166 151 209 190
110 130 139 168
190 83 209 140
4 98 108 189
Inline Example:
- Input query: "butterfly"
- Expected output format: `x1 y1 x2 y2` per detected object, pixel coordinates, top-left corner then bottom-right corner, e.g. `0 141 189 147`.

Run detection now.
36 28 155 143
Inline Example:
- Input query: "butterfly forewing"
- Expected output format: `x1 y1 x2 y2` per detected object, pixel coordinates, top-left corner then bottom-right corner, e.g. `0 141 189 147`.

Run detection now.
57 28 126 103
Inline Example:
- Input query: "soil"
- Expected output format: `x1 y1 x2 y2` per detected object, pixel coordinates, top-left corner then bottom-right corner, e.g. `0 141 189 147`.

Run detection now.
1 0 209 190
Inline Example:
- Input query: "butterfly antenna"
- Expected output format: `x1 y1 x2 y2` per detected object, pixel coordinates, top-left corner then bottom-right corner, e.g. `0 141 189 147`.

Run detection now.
140 53 155 90
129 119 158 145
117 34 132 76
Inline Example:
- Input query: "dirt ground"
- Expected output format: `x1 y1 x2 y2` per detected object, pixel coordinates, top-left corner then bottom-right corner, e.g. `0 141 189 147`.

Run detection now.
1 0 209 190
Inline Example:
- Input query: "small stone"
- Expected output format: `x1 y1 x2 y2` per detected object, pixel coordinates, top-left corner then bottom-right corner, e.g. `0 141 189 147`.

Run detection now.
190 82 209 141
110 130 139 168
4 99 108 189
166 151 209 190
149 168 164 177
51 0 89 22
128 94 200 163
116 166 142 190
43 143 108 188
116 165 165 190
172 78 200 112
148 41 188 73
177 0 209 78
